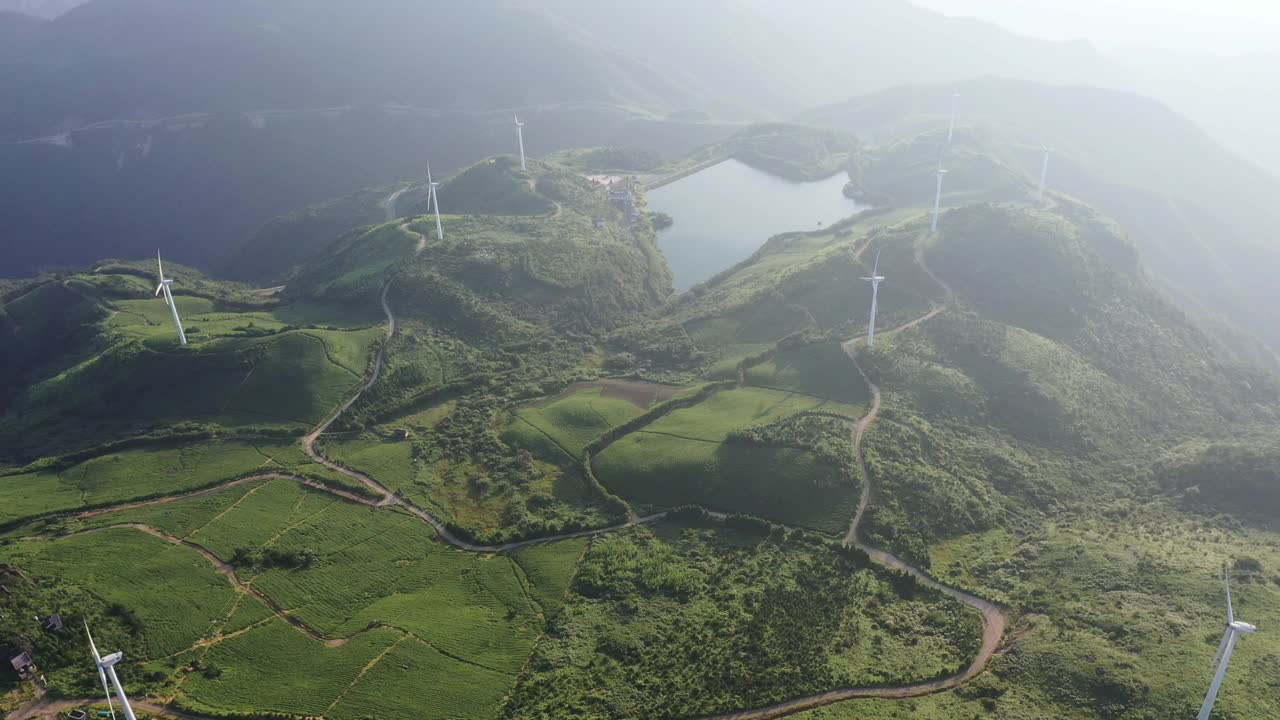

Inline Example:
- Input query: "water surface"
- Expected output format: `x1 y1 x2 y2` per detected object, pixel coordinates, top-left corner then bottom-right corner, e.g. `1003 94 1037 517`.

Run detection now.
647 159 868 292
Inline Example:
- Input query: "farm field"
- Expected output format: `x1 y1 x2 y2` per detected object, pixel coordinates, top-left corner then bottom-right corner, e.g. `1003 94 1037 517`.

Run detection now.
504 519 983 719
593 387 860 531
0 438 362 528
512 539 588 618
505 384 661 463
0 528 238 659
8 478 567 720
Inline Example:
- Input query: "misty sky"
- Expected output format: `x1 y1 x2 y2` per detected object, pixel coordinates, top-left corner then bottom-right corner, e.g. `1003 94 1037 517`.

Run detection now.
908 0 1280 55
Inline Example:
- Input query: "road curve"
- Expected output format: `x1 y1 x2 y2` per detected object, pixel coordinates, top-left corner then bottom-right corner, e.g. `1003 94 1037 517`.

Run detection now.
9 224 1009 720
384 186 411 223
698 247 1006 720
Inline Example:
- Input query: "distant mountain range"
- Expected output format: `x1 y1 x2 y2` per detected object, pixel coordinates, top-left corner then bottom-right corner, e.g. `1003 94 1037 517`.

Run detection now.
1 0 1276 280
0 0 81 19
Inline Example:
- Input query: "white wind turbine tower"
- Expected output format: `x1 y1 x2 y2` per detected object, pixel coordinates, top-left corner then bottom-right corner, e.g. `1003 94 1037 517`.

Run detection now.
947 92 960 143
860 249 886 348
85 622 137 720
427 162 443 241
1198 565 1258 720
155 251 187 346
931 165 948 232
514 113 527 170
1037 144 1051 201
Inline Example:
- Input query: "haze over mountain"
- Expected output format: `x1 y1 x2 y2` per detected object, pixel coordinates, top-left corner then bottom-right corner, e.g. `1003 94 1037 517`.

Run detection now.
1 1 1279 713
0 0 82 19
3 0 1277 278
802 77 1280 366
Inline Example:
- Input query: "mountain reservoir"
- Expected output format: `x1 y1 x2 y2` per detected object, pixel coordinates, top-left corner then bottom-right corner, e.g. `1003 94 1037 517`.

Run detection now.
647 159 869 291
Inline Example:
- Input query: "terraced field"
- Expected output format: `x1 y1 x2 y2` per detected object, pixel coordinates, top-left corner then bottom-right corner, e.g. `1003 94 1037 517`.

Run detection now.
0 438 362 528
0 528 237 658
8 478 576 720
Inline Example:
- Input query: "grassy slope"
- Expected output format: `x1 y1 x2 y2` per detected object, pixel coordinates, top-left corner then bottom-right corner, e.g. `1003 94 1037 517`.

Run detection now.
0 261 384 462
594 387 859 532
611 206 939 378
11 478 567 720
505 386 653 463
810 200 1280 717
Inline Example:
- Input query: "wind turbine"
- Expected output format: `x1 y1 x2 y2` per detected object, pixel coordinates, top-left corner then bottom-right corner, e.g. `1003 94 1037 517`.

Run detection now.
514 113 527 170
860 249 886 348
1197 565 1258 720
427 162 443 241
155 251 187 346
947 92 960 143
931 165 948 233
1037 144 1051 201
85 622 137 720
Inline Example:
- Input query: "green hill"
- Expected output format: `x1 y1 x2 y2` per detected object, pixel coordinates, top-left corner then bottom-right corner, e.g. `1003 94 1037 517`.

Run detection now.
405 156 556 217
804 78 1280 370
0 261 382 462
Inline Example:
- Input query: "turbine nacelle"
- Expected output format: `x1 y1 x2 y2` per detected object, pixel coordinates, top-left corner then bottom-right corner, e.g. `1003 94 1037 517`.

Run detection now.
860 276 885 283
1230 620 1258 634
98 651 125 668
1198 564 1259 720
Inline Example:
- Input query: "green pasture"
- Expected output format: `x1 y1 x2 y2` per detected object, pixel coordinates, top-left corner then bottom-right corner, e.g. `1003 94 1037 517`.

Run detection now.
745 341 870 408
505 386 651 463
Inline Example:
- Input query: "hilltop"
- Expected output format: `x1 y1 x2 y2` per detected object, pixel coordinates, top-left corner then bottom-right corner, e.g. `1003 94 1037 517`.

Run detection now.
803 78 1280 370
0 260 386 463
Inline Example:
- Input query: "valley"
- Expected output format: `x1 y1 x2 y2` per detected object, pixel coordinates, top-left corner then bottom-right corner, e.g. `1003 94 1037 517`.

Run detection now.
3 117 1280 720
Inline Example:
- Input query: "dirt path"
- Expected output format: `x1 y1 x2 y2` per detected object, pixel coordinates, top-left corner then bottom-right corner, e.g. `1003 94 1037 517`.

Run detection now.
529 178 562 220
33 523 352 648
9 696 216 720
699 245 1006 720
9 228 1009 720
384 186 410 223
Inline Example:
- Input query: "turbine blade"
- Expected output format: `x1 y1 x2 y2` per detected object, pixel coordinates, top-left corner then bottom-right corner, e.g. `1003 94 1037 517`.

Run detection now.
155 284 164 297
85 621 101 662
156 249 164 280
1211 630 1231 672
873 248 882 276
1225 564 1234 625
100 668 118 720
86 622 118 720
426 162 433 184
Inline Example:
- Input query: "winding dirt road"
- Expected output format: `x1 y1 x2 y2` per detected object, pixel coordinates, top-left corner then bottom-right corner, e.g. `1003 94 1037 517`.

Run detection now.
384 186 411 223
699 244 1008 720
9 222 1009 719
